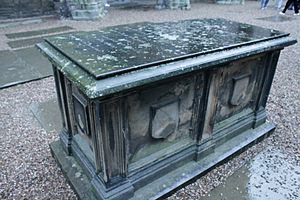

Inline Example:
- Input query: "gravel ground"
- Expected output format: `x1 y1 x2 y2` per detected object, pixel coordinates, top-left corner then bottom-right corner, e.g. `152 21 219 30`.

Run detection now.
0 1 299 199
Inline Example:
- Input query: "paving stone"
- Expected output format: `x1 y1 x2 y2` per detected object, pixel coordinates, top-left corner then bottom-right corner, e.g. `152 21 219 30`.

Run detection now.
29 98 62 133
5 26 73 39
14 47 52 76
0 50 41 88
7 36 48 49
0 19 43 29
256 15 295 22
0 48 52 89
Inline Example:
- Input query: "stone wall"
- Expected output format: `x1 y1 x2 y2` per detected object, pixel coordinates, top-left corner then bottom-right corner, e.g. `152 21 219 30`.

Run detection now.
0 0 55 20
156 0 191 9
66 0 105 20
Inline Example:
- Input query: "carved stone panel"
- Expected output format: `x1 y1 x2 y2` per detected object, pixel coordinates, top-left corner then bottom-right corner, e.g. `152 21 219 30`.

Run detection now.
72 89 95 165
151 100 179 139
230 74 251 106
126 75 201 164
214 55 265 123
73 93 90 136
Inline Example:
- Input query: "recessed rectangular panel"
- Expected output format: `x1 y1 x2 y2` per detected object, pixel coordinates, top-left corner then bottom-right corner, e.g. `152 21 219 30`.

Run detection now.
230 74 251 106
214 55 265 123
72 91 90 136
127 75 198 166
150 99 179 139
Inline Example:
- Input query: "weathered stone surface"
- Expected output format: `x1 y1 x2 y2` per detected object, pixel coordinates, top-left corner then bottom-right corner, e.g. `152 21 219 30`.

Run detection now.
66 0 105 20
214 57 262 123
156 0 191 10
127 77 196 162
151 101 178 139
0 0 55 19
38 18 294 99
256 15 295 22
5 26 73 39
0 48 52 89
43 19 285 80
29 98 62 132
230 74 250 106
38 19 296 200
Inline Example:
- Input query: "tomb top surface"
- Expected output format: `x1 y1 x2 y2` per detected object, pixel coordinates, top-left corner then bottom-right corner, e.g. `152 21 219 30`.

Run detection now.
45 18 287 79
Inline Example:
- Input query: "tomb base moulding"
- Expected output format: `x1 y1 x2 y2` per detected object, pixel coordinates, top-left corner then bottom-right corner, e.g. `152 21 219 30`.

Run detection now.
37 18 297 199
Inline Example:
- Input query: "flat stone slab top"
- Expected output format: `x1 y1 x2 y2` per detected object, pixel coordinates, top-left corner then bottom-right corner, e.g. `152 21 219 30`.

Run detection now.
8 33 75 49
30 98 62 133
256 15 295 22
0 47 52 89
38 18 296 99
0 18 43 28
44 18 286 79
5 26 73 39
14 47 52 76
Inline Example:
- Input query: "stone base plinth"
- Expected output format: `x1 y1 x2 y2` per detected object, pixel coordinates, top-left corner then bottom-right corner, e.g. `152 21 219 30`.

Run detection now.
50 123 275 200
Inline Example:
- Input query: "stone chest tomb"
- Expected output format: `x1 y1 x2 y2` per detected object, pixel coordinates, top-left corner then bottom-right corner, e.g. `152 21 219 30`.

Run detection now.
37 19 296 199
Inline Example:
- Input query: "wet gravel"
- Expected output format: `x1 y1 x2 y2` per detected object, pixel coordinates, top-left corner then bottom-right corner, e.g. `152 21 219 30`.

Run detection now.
0 1 299 199
247 147 300 199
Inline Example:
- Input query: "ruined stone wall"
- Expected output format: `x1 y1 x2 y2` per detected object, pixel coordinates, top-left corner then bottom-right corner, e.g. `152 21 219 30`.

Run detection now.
65 0 105 20
0 0 55 20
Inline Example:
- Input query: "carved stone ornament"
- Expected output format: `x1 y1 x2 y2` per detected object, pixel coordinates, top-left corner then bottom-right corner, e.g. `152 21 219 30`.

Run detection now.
230 74 250 106
151 100 179 139
73 93 89 135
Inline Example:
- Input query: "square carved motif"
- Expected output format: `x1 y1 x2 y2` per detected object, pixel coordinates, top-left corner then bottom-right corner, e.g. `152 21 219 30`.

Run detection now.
230 74 251 106
73 94 90 136
150 100 179 139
